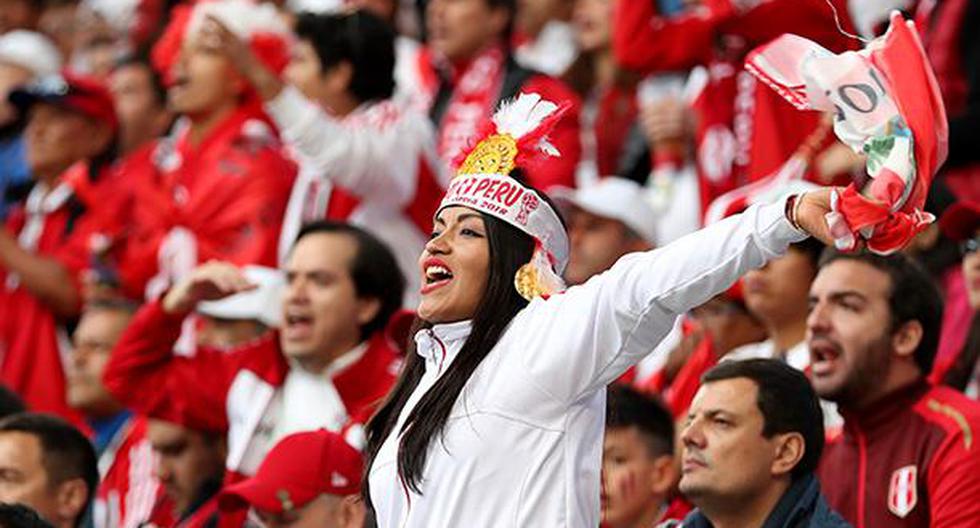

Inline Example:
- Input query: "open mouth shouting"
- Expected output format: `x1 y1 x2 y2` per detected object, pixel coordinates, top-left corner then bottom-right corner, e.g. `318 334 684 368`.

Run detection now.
421 257 454 295
809 337 842 378
283 308 314 341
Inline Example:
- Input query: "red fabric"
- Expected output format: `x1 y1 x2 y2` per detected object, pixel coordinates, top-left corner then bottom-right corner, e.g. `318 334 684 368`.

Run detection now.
96 416 166 528
918 0 980 202
103 299 401 447
819 381 980 527
593 86 638 178
0 162 127 424
117 106 296 300
177 496 219 528
929 266 972 385
614 0 857 217
662 334 718 419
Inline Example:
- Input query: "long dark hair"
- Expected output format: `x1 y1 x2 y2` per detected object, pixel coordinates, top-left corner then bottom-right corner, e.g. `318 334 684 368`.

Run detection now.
362 207 537 507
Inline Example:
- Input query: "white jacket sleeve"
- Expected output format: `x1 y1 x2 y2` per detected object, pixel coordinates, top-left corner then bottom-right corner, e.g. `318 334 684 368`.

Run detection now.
509 199 807 404
264 86 428 206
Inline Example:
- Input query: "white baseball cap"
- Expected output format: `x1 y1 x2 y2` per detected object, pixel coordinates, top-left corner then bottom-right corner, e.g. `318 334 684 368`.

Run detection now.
552 177 658 245
0 31 63 78
197 266 285 328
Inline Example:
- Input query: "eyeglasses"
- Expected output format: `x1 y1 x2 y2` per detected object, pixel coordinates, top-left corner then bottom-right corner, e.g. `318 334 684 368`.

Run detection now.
961 236 980 256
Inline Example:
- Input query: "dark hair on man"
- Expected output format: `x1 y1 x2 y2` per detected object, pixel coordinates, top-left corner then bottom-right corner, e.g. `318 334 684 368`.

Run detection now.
0 387 25 419
113 53 168 109
818 250 944 374
0 414 98 527
294 10 396 103
789 238 824 269
0 503 56 528
606 385 674 457
294 220 405 340
702 359 824 481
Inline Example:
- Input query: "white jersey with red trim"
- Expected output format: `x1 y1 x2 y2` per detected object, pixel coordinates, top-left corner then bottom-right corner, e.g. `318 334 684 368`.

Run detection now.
268 86 448 307
368 199 807 527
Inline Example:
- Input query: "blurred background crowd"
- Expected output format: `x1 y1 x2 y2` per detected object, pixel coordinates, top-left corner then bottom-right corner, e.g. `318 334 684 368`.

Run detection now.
0 0 979 526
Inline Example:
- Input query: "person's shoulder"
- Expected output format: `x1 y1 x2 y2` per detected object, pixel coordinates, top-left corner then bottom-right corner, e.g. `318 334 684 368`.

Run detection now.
909 384 980 467
808 493 853 528
916 384 980 431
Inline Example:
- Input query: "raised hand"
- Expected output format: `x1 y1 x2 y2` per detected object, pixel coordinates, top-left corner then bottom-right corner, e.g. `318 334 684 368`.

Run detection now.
204 14 284 101
161 261 257 314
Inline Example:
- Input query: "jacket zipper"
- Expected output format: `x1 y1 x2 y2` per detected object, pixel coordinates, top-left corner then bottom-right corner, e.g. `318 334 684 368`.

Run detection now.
856 426 868 528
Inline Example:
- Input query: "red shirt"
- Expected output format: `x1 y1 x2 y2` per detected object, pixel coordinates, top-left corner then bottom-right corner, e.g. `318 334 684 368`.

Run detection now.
0 161 121 422
819 381 980 527
118 106 296 300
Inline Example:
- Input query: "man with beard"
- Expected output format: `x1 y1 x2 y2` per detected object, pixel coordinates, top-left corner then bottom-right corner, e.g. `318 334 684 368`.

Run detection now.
808 252 980 527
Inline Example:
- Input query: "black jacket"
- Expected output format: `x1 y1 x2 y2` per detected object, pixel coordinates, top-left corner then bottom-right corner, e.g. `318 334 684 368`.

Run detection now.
659 474 851 528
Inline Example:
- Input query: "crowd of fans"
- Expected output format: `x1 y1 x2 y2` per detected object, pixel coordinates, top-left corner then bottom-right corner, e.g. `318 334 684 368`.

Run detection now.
0 0 978 526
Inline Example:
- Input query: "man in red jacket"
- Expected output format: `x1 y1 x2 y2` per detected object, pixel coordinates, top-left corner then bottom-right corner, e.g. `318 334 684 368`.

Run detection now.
417 0 581 191
808 251 980 527
114 0 296 301
0 72 121 422
104 221 406 483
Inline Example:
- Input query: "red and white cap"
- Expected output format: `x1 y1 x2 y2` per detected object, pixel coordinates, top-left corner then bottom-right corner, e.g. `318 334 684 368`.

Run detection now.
9 71 118 131
437 93 570 300
218 430 363 514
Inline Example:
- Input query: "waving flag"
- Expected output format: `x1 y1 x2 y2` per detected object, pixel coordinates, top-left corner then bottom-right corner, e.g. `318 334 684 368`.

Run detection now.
745 11 948 254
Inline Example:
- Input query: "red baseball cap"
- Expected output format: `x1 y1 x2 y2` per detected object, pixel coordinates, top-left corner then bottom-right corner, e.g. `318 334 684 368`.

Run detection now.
8 71 118 131
219 430 363 514
940 201 980 241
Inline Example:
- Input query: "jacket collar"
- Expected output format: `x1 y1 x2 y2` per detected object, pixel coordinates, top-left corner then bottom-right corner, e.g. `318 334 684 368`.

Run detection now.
840 379 931 438
683 474 835 528
414 320 472 373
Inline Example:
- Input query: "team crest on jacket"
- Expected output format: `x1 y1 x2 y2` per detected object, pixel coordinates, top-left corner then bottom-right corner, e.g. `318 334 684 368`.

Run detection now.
888 465 918 518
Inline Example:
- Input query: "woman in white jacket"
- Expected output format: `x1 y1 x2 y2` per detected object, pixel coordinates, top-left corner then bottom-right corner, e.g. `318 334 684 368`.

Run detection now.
361 93 838 527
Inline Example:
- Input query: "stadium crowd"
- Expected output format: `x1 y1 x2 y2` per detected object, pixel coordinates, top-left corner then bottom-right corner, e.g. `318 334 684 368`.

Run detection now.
0 0 978 526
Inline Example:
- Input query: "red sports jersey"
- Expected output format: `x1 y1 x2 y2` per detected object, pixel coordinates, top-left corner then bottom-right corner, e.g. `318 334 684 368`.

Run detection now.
117 105 296 300
819 381 980 527
0 161 122 423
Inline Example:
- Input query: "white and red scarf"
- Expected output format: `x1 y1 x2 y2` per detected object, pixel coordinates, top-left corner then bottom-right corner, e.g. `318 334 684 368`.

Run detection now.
433 46 508 164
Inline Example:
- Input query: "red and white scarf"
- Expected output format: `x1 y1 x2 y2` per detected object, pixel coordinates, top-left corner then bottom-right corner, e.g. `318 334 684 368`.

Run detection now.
434 46 508 164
